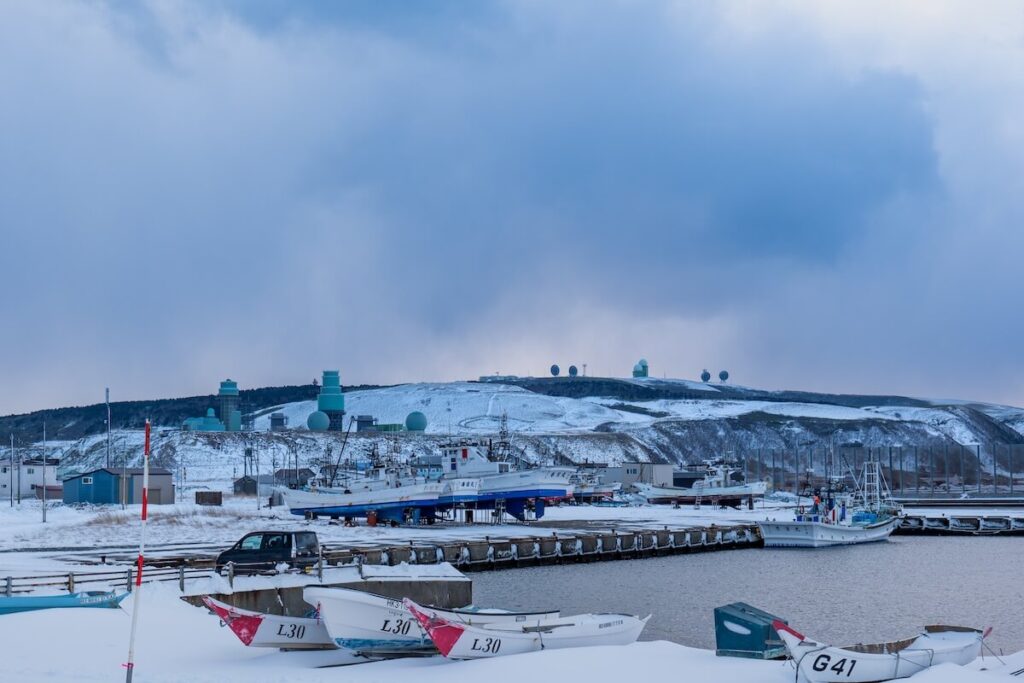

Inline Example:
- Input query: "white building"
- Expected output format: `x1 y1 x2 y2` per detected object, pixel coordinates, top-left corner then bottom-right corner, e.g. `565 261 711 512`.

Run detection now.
603 463 674 487
0 457 59 500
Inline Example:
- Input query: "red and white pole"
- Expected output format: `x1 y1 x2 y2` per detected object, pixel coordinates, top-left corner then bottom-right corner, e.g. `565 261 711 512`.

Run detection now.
124 419 151 682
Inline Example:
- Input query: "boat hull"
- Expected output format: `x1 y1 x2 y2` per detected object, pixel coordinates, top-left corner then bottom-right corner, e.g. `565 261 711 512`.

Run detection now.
0 591 128 616
636 481 766 505
775 621 982 682
283 482 444 519
406 600 648 659
757 517 898 548
202 596 335 650
305 586 559 654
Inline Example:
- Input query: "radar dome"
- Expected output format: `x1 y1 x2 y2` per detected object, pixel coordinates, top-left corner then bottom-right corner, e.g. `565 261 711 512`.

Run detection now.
405 411 428 432
719 370 729 382
550 364 560 377
307 410 330 431
568 365 578 377
701 370 711 382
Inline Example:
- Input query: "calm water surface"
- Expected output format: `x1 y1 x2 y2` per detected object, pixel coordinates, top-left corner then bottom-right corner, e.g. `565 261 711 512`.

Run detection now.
470 536 1024 653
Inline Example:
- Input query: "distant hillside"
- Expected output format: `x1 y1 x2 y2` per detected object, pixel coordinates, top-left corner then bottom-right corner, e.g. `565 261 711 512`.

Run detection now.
501 376 936 408
0 384 384 442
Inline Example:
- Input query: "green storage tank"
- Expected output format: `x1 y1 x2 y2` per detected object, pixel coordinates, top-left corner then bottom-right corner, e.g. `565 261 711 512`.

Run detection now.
405 411 428 432
307 410 330 431
713 602 788 659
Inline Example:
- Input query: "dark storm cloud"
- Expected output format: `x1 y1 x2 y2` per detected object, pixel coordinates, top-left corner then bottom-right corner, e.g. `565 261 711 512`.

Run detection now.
1 1 1012 414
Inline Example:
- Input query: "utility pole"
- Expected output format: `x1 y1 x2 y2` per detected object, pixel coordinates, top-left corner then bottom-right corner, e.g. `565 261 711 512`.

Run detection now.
41 422 47 523
16 434 21 505
8 434 12 507
106 388 111 469
121 433 127 510
255 443 261 512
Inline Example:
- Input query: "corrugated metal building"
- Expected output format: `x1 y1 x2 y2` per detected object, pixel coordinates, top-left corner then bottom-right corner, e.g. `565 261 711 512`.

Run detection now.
62 468 175 505
603 463 674 487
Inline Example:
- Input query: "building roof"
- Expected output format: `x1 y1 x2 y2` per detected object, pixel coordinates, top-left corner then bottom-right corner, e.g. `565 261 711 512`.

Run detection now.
234 474 276 485
64 467 173 481
273 468 315 478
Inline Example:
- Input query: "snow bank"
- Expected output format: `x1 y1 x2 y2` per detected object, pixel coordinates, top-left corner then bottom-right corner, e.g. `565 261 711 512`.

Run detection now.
1 585 1011 682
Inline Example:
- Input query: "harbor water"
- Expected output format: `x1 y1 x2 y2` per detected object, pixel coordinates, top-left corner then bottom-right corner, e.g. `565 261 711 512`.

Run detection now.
471 536 1024 653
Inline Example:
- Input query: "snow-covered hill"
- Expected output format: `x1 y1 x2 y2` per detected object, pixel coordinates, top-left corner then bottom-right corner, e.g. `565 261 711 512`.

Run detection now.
37 379 1024 492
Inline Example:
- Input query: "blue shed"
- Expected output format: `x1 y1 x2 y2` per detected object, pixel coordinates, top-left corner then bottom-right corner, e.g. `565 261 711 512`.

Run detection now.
62 468 175 505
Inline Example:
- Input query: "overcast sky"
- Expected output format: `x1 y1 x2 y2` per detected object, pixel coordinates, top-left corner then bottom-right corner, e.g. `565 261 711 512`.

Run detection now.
2 1 1023 414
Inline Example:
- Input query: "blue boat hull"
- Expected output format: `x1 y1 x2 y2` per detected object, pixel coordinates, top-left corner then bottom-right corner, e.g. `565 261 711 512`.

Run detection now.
0 591 129 616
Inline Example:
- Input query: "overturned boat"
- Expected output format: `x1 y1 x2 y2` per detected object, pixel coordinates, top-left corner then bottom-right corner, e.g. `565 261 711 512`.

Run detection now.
405 598 648 659
0 590 128 616
304 586 560 654
774 620 985 683
201 596 335 650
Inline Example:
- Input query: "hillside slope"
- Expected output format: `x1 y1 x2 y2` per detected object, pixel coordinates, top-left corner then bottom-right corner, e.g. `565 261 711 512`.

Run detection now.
29 379 1024 490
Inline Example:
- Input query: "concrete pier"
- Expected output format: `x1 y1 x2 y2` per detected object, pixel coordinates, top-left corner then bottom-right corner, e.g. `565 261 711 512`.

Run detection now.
318 524 762 571
896 512 1024 535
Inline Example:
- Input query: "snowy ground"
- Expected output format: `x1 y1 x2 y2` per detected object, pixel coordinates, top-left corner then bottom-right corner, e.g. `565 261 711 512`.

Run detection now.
1 582 1019 682
3 497 1023 681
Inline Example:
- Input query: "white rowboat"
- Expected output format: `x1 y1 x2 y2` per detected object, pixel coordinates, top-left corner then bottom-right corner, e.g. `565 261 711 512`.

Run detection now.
405 598 649 659
201 596 335 650
774 620 985 683
304 586 560 654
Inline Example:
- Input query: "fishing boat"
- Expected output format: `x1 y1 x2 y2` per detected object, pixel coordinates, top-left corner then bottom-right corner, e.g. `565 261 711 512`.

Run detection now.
634 461 766 506
202 596 335 650
282 463 445 522
437 442 575 520
404 598 649 659
0 590 128 616
304 586 560 654
571 471 622 503
757 458 902 548
774 620 985 682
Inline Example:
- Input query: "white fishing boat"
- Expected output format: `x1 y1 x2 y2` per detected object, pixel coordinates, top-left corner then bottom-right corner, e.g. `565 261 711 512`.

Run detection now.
283 463 445 522
758 458 902 548
304 586 560 654
202 596 335 650
634 462 766 505
774 620 985 683
571 471 622 502
438 442 575 520
405 598 649 659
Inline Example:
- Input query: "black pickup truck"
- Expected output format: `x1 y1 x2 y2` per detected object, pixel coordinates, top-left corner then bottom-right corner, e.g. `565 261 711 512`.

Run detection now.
215 530 321 574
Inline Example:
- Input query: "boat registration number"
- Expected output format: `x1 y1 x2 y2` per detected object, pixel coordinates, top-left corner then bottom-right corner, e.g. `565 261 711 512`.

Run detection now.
470 637 502 654
380 618 413 635
811 654 858 677
276 623 307 640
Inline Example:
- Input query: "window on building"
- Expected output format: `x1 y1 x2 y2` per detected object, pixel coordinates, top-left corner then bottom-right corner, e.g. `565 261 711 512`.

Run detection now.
82 477 93 485
27 468 34 474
